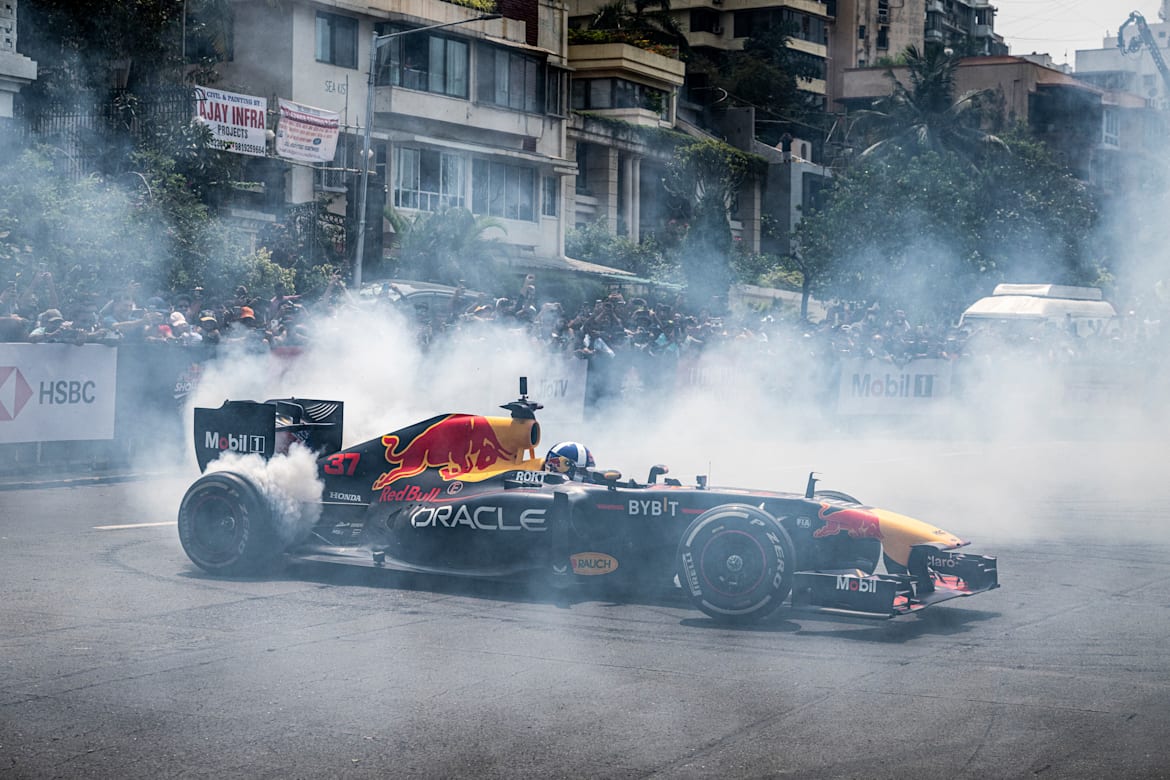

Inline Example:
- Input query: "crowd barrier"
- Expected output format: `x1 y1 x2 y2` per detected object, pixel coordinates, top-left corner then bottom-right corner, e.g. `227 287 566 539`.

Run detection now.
0 341 1154 477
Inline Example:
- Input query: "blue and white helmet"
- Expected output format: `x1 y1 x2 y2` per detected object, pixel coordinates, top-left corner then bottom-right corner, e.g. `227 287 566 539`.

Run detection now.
544 441 595 478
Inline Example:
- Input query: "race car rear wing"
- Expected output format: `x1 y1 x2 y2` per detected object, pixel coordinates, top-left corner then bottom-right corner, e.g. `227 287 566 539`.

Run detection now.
194 397 344 472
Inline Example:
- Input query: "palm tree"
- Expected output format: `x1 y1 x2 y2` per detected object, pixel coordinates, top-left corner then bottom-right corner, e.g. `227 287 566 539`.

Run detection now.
853 45 1006 166
387 206 506 288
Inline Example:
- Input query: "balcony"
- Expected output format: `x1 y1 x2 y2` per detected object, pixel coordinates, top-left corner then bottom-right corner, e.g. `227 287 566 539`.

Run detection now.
567 41 686 88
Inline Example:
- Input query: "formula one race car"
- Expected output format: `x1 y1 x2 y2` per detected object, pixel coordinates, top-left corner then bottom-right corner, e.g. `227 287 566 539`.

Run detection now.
178 380 998 623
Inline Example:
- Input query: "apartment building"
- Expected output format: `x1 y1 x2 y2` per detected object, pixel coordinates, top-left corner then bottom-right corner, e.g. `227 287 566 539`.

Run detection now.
218 0 578 276
1075 8 1170 106
827 0 925 105
0 0 36 119
924 0 1006 56
839 55 1161 194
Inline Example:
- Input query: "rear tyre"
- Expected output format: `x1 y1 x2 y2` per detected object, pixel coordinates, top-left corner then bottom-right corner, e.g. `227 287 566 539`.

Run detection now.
177 471 280 575
676 504 795 624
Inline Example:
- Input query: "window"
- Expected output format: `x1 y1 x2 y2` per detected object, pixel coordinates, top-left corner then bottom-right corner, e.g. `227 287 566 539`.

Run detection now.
876 25 889 50
571 78 670 118
394 148 466 211
542 176 558 217
1102 108 1120 148
378 27 469 98
734 9 826 43
575 143 590 195
316 12 358 69
478 45 543 113
546 69 565 115
690 9 721 33
472 159 536 221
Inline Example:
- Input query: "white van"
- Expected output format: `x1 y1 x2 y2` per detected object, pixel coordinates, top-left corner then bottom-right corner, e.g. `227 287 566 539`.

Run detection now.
959 284 1116 337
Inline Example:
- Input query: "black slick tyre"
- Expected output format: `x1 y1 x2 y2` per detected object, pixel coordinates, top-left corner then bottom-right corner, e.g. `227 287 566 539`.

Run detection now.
177 471 280 575
676 504 795 624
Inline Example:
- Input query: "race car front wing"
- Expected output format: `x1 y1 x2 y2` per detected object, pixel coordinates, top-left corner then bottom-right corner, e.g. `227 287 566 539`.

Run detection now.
790 544 999 619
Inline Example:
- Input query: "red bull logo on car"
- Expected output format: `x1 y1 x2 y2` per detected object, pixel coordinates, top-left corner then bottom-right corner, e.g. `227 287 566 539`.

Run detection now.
813 503 882 539
373 414 515 489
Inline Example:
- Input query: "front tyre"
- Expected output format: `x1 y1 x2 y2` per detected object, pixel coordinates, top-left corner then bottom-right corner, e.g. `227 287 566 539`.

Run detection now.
676 504 795 624
177 471 280 575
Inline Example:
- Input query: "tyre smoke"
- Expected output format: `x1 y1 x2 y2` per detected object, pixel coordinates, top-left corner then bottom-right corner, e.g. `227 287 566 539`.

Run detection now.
204 442 323 544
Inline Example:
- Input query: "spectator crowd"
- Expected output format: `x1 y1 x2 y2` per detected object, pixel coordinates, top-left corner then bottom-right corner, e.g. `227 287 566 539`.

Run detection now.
2 267 1160 398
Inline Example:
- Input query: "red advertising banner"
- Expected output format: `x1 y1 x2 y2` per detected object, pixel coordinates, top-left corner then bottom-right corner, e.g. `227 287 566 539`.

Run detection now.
275 99 341 163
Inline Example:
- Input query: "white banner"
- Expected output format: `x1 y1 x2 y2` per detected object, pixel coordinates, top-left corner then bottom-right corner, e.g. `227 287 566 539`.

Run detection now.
0 344 118 443
836 358 953 415
276 99 341 163
194 87 268 157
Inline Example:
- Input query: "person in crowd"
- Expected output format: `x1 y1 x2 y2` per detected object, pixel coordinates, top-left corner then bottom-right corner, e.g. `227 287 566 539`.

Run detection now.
169 312 202 345
27 308 69 343
197 310 221 344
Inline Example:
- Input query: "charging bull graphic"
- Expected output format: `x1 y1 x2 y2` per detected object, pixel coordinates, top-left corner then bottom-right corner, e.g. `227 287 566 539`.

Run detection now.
813 503 883 540
372 415 515 489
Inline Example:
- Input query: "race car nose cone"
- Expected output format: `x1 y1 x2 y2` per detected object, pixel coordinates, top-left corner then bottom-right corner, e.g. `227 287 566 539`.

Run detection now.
725 554 744 572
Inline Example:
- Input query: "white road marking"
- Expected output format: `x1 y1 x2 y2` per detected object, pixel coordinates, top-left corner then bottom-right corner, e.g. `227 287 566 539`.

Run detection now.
94 521 177 531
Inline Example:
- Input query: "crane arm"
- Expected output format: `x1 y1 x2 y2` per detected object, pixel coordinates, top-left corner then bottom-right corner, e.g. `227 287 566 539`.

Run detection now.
1119 11 1170 95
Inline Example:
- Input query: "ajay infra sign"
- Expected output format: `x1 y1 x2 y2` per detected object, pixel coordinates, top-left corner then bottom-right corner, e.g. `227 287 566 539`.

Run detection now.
194 87 268 157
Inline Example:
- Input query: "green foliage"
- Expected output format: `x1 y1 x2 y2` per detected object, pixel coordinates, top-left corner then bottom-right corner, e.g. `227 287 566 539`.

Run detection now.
565 219 680 282
794 145 1100 322
0 146 308 312
439 0 498 12
852 44 1007 167
388 207 508 290
567 27 680 58
581 0 687 54
662 139 766 304
685 23 821 145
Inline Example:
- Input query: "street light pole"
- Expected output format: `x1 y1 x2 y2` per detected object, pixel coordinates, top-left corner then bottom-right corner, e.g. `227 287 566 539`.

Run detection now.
352 14 501 290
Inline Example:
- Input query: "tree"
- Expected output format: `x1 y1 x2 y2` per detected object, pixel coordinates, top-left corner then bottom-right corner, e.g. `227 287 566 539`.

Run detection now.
387 207 507 290
794 143 1099 322
586 0 686 51
852 44 1006 167
565 219 678 282
0 146 294 308
664 139 764 307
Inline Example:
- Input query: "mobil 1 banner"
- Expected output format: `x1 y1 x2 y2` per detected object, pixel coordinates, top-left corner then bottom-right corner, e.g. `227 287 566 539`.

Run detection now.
0 344 118 443
836 358 952 416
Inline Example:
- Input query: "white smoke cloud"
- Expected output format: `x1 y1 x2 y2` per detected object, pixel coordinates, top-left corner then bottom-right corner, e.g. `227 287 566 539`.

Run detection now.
204 444 323 544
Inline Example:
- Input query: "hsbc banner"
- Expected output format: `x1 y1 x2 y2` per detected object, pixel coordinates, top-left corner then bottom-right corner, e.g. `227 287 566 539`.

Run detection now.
836 358 953 415
0 344 118 443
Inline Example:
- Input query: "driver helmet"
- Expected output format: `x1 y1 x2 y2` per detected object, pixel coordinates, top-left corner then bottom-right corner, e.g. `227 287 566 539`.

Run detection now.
544 441 594 480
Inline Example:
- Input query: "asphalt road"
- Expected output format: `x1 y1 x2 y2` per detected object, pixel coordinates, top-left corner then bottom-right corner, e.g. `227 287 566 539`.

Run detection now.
2 438 1169 779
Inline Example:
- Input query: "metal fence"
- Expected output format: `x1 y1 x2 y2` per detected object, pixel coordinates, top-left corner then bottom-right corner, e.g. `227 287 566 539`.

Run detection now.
16 86 196 179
